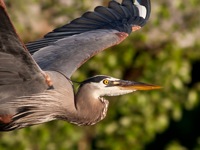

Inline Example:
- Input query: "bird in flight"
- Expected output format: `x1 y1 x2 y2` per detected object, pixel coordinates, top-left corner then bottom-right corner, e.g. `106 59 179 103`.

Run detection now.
0 0 159 131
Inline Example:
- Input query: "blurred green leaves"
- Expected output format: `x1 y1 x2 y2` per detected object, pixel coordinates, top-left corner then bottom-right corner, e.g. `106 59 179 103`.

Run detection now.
1 0 200 150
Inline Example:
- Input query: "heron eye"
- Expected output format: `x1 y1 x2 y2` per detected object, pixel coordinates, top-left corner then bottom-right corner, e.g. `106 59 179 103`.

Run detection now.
103 79 109 85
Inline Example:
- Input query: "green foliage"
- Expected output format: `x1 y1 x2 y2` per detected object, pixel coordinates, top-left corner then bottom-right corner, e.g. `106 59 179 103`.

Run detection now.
1 0 200 150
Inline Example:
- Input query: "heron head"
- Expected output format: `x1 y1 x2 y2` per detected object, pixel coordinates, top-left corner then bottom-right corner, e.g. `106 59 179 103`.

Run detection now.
80 75 161 98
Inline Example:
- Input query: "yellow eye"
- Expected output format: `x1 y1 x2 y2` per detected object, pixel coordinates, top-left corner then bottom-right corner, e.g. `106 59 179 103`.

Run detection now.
103 79 109 85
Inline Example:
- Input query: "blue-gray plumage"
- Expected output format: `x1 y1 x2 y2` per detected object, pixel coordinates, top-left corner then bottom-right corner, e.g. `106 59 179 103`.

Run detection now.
0 0 160 131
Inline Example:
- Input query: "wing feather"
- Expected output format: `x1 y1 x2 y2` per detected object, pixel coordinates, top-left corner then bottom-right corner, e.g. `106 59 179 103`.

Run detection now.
33 30 128 78
26 0 151 54
27 0 151 78
0 1 48 100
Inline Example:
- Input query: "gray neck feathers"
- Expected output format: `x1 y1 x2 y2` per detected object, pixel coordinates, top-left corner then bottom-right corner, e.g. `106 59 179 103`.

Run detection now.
72 84 109 126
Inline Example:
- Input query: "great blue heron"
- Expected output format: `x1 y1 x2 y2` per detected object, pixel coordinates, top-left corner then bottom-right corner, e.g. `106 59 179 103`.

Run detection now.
0 0 159 131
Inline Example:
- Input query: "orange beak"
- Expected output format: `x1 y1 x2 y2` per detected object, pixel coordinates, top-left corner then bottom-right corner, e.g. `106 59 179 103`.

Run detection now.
112 80 162 91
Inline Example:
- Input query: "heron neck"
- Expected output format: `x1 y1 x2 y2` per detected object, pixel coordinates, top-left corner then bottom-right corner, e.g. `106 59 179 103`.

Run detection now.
73 84 108 125
44 71 109 125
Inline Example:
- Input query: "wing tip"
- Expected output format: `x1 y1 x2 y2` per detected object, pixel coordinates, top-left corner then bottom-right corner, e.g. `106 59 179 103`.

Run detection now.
137 0 151 21
132 25 141 32
115 32 129 44
27 0 151 53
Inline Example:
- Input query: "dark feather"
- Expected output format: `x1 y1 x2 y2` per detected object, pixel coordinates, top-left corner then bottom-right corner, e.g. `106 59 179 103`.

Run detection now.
0 3 48 100
26 0 151 54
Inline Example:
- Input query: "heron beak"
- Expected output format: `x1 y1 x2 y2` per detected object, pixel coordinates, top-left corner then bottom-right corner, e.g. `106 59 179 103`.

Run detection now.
112 80 162 91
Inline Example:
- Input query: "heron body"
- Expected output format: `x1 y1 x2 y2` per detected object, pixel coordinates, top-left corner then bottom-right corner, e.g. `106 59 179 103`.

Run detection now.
0 0 158 131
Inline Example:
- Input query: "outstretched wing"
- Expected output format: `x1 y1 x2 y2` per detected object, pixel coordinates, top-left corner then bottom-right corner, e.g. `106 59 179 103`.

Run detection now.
27 0 151 78
0 1 49 101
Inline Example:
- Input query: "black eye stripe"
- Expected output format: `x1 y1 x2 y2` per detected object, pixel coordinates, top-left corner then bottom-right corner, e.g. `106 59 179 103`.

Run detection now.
81 76 110 85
